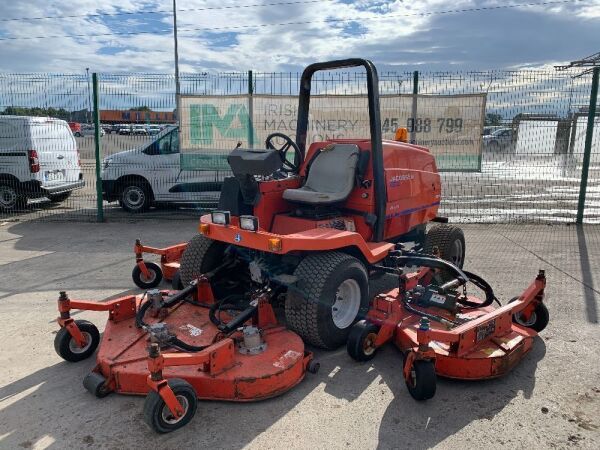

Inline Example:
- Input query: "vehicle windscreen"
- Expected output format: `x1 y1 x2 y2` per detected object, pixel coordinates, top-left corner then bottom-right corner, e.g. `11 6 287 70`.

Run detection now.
30 122 76 152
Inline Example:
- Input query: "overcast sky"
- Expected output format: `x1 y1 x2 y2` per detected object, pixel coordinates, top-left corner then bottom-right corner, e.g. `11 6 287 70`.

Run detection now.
0 0 598 74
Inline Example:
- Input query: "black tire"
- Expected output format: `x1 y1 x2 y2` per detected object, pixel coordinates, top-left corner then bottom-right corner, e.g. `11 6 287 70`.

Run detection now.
132 262 163 289
143 378 197 433
83 372 111 398
285 252 369 349
179 235 226 285
75 132 82 137
54 320 100 362
509 297 549 332
424 224 466 268
0 182 27 212
120 181 151 213
405 359 437 401
347 320 380 362
171 271 184 290
488 140 499 151
48 192 72 203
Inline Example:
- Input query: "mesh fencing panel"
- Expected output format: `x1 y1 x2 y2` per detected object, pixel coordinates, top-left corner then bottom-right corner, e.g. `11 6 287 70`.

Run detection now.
0 69 598 223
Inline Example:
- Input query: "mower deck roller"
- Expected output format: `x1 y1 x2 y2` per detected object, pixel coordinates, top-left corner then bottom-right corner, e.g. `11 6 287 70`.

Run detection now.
53 280 317 433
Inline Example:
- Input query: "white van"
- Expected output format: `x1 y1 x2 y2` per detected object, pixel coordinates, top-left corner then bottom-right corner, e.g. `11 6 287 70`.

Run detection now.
0 116 85 211
102 126 226 212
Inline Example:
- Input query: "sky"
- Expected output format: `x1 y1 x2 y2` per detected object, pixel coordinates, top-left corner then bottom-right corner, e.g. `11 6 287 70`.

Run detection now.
0 0 598 74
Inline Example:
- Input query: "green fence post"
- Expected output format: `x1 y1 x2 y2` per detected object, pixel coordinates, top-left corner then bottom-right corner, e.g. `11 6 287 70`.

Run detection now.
248 70 254 148
410 70 419 144
92 73 104 222
576 67 599 224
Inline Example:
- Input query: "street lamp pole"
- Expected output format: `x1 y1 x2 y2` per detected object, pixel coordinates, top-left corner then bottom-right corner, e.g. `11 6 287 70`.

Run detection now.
86 67 92 123
172 0 181 109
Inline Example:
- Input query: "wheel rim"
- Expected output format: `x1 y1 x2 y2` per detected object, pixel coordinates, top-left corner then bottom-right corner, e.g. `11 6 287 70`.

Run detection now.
363 332 377 356
331 279 361 329
123 186 145 210
0 186 17 208
161 395 189 424
449 239 464 267
140 269 156 283
514 311 537 327
68 331 93 354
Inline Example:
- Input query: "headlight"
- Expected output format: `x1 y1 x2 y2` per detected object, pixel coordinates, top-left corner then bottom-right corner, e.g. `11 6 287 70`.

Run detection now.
211 210 230 225
239 215 259 232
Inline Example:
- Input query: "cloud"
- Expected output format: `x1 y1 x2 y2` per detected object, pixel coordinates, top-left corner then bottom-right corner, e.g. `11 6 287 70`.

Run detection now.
0 0 597 74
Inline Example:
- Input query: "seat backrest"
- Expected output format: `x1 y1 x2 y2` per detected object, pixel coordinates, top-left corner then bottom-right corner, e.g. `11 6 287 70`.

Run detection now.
304 144 359 194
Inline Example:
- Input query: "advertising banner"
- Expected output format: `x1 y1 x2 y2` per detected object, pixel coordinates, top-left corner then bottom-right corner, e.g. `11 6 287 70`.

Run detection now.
179 93 486 171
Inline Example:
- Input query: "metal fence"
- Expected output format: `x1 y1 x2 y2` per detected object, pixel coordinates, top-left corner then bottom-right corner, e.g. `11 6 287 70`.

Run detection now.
0 68 598 223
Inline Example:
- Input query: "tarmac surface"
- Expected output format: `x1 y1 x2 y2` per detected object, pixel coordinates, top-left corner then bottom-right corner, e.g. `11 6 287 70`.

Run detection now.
0 220 599 449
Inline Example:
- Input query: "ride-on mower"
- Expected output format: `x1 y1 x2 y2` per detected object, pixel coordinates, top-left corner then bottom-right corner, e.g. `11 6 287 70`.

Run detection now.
51 58 468 432
347 250 549 400
175 58 466 349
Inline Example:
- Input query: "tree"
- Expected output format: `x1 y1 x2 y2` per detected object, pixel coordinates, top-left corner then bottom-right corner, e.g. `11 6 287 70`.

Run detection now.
1 106 71 120
130 106 151 111
485 113 502 126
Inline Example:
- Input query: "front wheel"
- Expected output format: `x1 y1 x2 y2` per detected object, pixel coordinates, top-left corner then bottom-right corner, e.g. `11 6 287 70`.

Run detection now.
405 359 436 401
132 262 163 289
285 252 369 349
54 320 100 362
347 320 380 361
510 297 549 332
143 378 197 433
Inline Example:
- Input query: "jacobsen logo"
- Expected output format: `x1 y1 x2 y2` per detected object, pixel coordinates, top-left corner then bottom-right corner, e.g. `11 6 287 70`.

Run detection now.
389 174 415 187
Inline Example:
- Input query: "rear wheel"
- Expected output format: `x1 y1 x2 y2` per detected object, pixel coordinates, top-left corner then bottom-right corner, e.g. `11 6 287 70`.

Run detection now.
179 235 226 285
0 182 26 212
48 192 72 203
424 224 465 268
285 252 369 349
120 182 151 213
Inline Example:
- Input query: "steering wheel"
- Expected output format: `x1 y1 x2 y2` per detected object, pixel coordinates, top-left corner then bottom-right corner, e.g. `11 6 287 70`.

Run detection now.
265 132 303 173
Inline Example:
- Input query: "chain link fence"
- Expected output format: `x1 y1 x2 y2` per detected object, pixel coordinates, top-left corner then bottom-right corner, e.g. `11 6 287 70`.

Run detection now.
0 68 598 223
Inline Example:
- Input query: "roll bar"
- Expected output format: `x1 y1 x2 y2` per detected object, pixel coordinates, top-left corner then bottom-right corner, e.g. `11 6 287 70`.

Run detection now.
295 58 386 242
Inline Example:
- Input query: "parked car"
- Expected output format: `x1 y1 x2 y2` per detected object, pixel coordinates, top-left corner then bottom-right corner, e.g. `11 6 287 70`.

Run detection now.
68 122 82 136
131 125 148 136
0 116 84 211
118 125 132 135
483 127 514 151
78 124 105 137
101 126 226 212
147 125 161 135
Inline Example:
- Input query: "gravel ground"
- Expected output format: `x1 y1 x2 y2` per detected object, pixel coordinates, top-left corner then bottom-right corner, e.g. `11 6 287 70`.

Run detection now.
0 221 599 449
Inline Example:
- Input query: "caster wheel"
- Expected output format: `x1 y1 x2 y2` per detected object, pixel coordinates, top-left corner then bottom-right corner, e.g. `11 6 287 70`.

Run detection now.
83 372 110 398
509 297 549 332
143 378 197 433
171 270 184 290
132 262 163 289
54 320 100 362
307 359 320 374
405 359 436 401
347 320 380 362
